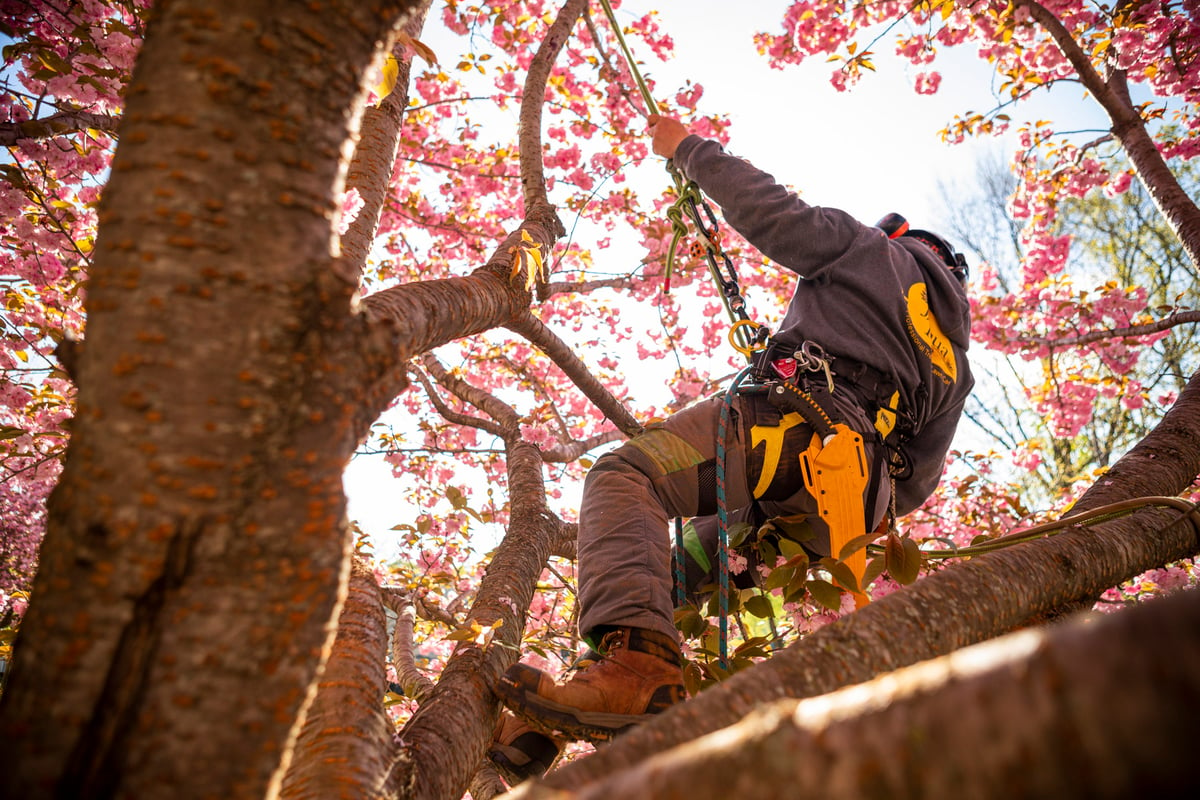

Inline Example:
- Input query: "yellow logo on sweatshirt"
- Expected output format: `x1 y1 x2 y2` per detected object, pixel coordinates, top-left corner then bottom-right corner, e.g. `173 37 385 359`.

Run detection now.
906 283 957 384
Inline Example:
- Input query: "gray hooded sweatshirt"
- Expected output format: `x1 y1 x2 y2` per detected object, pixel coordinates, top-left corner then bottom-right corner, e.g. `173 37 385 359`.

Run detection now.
674 135 975 514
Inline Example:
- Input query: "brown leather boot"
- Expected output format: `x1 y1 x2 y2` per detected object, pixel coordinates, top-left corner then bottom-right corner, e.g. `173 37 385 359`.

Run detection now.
495 627 686 743
487 711 564 786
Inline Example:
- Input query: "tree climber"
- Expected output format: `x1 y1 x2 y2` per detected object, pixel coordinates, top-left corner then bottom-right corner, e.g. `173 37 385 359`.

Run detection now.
489 114 975 781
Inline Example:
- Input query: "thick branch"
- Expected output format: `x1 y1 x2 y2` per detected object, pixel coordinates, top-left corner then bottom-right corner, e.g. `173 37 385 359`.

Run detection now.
358 199 563 359
505 309 642 438
280 559 394 800
389 440 560 800
337 0 434 281
516 587 1200 799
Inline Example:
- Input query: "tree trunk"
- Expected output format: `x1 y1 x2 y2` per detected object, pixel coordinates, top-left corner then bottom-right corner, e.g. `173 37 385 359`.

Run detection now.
537 371 1200 790
0 2 419 797
515 586 1200 800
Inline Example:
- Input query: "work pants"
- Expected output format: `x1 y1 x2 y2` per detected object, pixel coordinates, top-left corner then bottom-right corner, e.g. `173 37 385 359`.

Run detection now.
577 386 888 642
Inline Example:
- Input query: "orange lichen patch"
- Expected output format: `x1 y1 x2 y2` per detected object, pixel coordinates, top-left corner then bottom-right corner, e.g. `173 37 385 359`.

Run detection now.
153 186 175 198
147 523 173 542
237 369 255 382
237 396 256 409
204 198 225 211
135 331 166 344
173 694 197 708
260 487 277 500
188 485 219 500
198 56 242 77
244 522 260 535
184 455 224 470
167 235 197 248
58 637 91 670
140 492 158 507
173 212 194 227
145 410 163 423
112 354 142 375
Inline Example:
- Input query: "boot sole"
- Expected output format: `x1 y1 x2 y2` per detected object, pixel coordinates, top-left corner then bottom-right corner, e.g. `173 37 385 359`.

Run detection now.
496 673 658 743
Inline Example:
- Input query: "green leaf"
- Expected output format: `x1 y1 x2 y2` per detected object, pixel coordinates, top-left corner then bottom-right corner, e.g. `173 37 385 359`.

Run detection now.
764 565 797 591
886 532 923 585
673 605 709 639
777 537 807 560
728 521 755 549
820 557 860 594
836 530 878 561
743 594 774 619
807 578 843 611
862 554 887 588
770 515 817 543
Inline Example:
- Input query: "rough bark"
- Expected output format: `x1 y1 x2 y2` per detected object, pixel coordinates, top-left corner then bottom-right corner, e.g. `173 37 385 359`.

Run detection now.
0 2 420 798
535 371 1200 790
281 559 394 800
514 586 1200 800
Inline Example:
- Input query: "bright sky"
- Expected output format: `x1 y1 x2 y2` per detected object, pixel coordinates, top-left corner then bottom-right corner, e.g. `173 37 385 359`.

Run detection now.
344 1 1116 549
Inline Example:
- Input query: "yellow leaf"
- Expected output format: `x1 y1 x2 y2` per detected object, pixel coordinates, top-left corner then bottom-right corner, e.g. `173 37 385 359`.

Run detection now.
375 54 399 104
941 0 955 20
509 229 545 290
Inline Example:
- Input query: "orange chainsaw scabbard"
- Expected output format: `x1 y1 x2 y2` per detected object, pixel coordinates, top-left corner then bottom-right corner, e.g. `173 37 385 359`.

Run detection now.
800 424 871 608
